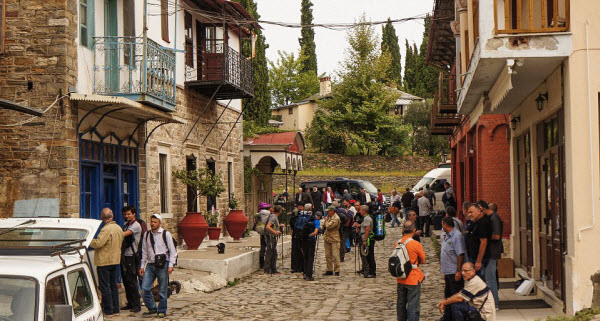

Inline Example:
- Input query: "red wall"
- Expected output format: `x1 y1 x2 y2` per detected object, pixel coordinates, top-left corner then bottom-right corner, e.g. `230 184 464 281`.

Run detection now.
450 115 512 238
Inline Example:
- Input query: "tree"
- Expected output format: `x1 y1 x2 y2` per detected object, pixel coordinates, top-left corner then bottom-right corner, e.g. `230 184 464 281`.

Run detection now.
305 15 410 156
233 0 271 126
414 14 438 98
380 18 402 87
402 99 448 156
268 50 320 106
299 0 318 75
403 40 416 93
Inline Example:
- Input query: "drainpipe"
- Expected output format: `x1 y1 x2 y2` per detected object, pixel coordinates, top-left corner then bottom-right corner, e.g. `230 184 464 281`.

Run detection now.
173 0 178 102
142 0 148 93
578 20 596 241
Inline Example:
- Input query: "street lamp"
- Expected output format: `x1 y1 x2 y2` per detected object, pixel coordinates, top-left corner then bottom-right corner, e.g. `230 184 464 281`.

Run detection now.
510 116 521 130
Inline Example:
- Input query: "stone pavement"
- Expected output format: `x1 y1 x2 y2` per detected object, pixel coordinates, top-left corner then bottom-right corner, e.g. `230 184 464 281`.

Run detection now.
114 224 445 321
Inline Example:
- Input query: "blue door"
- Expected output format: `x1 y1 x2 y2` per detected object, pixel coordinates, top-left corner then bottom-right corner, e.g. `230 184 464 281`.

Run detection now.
81 164 100 219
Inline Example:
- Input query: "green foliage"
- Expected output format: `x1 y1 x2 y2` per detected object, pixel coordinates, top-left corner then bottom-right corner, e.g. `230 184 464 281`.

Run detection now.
402 100 448 156
233 0 271 126
172 168 226 199
243 120 289 140
540 308 600 321
305 15 409 156
299 0 317 75
227 278 241 287
403 15 438 99
380 18 402 87
431 234 441 259
204 209 219 227
268 50 320 106
228 193 239 210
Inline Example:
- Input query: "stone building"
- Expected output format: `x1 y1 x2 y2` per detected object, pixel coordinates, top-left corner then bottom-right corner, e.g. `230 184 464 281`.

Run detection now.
0 0 257 238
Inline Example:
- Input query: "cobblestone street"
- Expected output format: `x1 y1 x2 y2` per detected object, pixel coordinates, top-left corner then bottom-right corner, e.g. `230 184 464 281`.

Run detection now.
115 224 444 321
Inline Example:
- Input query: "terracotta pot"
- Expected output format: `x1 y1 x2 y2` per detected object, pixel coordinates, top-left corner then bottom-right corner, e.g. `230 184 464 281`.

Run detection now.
224 209 248 241
207 227 221 240
178 212 208 250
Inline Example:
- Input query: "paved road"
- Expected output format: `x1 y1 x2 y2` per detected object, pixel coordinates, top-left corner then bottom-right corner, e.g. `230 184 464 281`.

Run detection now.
116 224 445 320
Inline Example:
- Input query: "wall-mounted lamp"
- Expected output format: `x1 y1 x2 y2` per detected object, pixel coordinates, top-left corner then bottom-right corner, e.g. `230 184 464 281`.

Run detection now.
441 153 448 163
510 116 521 130
468 146 475 154
535 92 548 112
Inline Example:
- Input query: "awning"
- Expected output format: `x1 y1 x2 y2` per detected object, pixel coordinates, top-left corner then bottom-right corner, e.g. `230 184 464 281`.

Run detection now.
69 93 184 124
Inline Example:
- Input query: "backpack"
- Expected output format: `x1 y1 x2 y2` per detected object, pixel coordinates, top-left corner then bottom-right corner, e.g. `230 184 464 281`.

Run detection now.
294 212 314 239
254 211 271 235
146 230 178 266
372 212 386 241
135 219 148 255
388 238 416 278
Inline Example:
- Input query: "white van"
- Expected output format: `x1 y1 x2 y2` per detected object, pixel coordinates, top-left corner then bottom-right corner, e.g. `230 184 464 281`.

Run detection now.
0 218 104 321
412 168 452 211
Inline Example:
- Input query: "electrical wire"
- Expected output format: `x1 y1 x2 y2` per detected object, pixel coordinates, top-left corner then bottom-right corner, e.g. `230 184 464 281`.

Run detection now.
0 94 68 127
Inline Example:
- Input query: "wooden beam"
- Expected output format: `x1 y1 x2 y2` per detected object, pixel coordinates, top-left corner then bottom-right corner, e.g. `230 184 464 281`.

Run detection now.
517 0 522 29
542 0 547 28
529 0 534 29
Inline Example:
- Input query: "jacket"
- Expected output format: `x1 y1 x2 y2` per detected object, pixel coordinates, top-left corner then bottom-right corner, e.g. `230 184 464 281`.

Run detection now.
90 221 124 266
296 192 313 205
323 214 341 243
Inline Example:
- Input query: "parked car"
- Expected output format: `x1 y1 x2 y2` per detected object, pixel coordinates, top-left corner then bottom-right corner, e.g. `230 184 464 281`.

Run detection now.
412 168 452 211
0 217 104 321
300 178 379 203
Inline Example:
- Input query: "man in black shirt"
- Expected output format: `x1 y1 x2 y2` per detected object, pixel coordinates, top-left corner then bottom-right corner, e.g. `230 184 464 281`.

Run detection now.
466 203 492 280
400 187 415 219
477 200 503 309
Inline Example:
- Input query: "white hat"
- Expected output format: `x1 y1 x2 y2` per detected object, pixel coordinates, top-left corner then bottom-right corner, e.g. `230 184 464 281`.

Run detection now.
151 213 163 222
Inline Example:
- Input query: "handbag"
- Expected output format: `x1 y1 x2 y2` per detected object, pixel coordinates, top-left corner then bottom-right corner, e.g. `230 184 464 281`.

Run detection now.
466 292 489 321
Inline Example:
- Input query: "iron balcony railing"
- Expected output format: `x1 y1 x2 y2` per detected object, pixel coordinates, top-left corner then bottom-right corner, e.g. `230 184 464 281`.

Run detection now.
184 42 254 96
431 71 461 135
93 37 176 110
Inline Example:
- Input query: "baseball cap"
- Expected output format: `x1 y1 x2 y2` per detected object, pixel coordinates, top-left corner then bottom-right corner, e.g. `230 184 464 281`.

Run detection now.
326 205 336 212
151 213 163 222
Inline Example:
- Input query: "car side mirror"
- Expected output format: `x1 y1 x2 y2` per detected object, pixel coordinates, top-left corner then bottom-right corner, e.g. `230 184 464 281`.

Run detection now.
52 305 73 321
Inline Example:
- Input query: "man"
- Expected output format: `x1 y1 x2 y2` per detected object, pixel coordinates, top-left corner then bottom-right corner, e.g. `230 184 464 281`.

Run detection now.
446 206 464 234
324 186 335 207
396 220 426 321
389 188 402 227
437 263 496 321
424 184 436 208
290 203 306 273
417 191 433 237
264 205 285 274
301 205 320 281
443 182 456 209
477 200 503 309
342 189 353 202
466 204 492 280
439 217 466 321
121 206 142 312
406 210 423 243
337 200 352 262
400 187 414 219
376 189 384 205
140 214 177 317
323 205 341 276
90 208 124 316
359 205 376 278
310 186 322 212
488 203 498 213
295 187 313 206
256 203 271 269
359 188 371 204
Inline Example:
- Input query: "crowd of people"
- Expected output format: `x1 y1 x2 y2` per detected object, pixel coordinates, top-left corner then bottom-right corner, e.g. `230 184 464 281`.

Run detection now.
264 183 502 321
89 206 178 317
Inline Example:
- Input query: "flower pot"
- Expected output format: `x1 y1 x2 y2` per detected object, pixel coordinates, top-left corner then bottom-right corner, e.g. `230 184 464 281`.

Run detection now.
207 227 221 240
224 209 248 241
178 212 209 250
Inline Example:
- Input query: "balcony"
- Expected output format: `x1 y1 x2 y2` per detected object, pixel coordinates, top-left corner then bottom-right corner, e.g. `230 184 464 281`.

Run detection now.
93 37 176 111
431 71 461 135
185 42 254 100
495 0 569 34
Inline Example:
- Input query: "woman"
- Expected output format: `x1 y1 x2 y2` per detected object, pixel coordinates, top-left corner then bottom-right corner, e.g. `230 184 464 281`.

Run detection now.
323 187 335 207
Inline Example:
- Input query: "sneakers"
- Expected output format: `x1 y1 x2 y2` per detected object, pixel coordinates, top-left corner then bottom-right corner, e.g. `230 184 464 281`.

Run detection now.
130 306 141 313
142 310 157 316
364 274 376 278
157 313 166 318
322 271 333 276
334 272 340 276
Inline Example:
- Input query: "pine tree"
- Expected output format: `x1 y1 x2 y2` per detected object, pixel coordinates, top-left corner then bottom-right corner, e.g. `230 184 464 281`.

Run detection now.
403 40 416 93
299 0 318 75
414 14 438 98
233 0 271 126
380 18 402 86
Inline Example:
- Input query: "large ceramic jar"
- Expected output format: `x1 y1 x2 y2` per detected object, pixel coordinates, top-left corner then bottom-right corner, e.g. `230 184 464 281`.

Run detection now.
178 212 209 250
224 209 248 241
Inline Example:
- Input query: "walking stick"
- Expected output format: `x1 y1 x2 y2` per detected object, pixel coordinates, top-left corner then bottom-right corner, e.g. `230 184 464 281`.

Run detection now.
313 234 319 274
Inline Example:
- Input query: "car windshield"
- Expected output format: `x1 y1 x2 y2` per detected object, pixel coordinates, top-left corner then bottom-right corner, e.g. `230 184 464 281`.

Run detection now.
0 228 88 247
360 181 378 194
0 277 37 321
412 177 435 192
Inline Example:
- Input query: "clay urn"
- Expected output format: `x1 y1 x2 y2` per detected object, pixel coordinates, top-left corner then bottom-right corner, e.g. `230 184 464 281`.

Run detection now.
224 209 248 241
178 212 209 250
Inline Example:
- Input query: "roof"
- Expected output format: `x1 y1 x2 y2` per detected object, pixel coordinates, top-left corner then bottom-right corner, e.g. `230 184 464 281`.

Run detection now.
426 0 456 71
244 131 305 153
0 254 85 280
271 92 332 111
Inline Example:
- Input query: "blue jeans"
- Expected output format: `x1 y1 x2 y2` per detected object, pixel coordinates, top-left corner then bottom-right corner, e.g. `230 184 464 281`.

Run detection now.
142 263 169 314
470 257 487 281
403 207 410 219
97 265 120 315
391 213 401 227
397 282 421 321
484 258 499 308
450 301 478 321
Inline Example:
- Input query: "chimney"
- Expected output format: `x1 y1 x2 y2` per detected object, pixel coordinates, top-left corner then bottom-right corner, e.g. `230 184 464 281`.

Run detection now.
319 76 331 97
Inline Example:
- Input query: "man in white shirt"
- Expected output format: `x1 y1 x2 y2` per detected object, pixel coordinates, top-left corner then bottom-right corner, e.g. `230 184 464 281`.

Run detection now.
139 214 177 318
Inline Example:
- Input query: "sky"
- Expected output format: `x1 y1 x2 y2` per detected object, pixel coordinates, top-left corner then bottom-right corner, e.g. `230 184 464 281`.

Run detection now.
255 0 434 78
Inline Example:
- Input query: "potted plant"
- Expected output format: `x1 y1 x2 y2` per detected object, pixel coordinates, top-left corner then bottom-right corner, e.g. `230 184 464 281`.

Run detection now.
224 193 248 241
173 168 225 249
205 209 221 241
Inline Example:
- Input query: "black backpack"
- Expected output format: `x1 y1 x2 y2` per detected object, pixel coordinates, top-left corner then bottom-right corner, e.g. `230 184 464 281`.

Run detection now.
300 215 316 239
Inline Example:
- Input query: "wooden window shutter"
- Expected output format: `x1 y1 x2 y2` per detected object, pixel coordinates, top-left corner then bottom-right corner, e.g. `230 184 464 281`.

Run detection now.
87 0 95 49
161 0 169 42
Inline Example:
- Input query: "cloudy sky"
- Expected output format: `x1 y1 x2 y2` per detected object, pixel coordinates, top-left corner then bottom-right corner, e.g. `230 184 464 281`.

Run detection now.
256 0 434 78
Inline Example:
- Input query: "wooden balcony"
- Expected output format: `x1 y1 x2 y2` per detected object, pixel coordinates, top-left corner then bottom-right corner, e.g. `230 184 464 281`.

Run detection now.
185 42 254 100
431 70 461 135
495 0 569 34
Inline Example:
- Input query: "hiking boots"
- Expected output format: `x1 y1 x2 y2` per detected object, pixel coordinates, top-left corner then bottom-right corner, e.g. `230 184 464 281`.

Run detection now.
322 271 333 276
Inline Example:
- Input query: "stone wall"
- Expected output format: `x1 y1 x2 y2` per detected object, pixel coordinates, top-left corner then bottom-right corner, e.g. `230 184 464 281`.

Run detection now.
303 153 438 172
0 0 79 217
273 175 423 194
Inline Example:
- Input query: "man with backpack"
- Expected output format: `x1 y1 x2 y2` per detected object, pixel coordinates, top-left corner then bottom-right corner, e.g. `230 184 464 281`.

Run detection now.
395 220 426 321
359 205 376 278
121 206 143 312
296 203 319 281
140 214 177 318
254 202 271 269
323 205 341 276
290 203 306 273
264 205 284 274
336 201 352 262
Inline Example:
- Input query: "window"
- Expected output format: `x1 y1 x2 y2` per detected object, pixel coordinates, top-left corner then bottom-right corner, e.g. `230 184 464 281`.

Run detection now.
289 107 294 114
45 275 67 320
394 106 400 115
160 0 169 42
184 11 193 67
349 182 360 195
67 270 93 315
205 26 217 53
79 0 94 48
0 277 36 321
159 153 169 213
186 155 197 212
123 0 135 66
0 0 5 52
